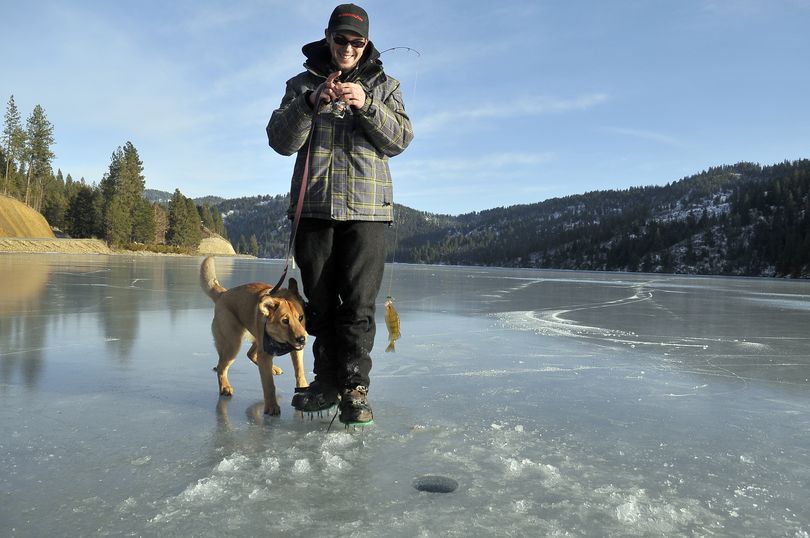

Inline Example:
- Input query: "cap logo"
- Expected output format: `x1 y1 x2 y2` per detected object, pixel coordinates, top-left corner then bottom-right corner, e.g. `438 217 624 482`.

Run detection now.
338 12 365 22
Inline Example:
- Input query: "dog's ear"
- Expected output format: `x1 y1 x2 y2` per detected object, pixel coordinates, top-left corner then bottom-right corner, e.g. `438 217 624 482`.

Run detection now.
258 295 279 317
287 277 300 295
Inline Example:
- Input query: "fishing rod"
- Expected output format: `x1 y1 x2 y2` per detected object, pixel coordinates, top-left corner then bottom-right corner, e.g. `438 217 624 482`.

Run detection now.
379 45 421 300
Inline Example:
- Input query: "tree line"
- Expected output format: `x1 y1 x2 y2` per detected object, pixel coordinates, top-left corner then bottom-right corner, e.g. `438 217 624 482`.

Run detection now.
220 160 809 278
1 95 226 251
395 160 810 277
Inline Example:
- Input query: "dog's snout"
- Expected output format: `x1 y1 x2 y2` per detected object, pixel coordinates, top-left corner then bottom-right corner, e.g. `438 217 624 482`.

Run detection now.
296 336 306 345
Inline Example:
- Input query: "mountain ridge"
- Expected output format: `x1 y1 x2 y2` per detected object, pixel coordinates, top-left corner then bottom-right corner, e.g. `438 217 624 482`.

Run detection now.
213 159 810 277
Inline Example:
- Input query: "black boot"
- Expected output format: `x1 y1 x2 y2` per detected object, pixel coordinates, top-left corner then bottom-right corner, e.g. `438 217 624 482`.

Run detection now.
291 380 338 412
338 385 374 425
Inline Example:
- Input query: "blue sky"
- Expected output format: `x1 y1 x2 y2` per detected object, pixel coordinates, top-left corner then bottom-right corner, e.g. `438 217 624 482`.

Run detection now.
4 0 809 215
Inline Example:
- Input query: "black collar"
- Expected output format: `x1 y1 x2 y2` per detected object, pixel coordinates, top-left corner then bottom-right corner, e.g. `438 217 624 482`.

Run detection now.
263 328 295 357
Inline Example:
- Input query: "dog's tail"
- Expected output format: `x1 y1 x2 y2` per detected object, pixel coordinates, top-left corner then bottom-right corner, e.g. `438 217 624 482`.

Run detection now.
200 256 227 302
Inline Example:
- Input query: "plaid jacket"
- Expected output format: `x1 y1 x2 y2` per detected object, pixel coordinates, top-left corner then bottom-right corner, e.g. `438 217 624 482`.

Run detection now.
266 40 413 222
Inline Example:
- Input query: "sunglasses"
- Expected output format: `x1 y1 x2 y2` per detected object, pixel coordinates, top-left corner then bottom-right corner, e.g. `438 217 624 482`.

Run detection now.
332 33 367 48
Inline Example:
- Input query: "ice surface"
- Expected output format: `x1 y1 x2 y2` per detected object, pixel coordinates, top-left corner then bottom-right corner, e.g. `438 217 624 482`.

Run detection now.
2 254 810 536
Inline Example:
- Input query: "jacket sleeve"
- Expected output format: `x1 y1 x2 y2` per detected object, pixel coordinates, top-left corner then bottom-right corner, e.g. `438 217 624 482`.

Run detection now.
355 80 414 157
266 78 315 156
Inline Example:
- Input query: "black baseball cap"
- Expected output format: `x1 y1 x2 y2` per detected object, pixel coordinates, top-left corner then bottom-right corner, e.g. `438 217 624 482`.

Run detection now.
328 4 369 38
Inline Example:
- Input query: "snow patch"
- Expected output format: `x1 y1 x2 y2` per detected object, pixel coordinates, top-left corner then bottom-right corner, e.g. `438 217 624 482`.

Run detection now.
292 459 312 474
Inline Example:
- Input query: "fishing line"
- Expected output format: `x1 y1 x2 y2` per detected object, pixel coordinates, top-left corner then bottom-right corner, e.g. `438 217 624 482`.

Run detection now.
379 45 421 297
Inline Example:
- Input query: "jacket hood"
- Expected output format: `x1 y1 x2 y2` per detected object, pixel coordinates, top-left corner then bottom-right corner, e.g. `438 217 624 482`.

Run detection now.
302 38 384 84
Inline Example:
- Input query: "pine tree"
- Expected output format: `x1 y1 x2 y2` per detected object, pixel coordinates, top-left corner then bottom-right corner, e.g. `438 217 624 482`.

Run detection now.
42 168 69 229
23 104 55 208
211 208 226 237
200 203 214 231
120 142 146 214
131 197 156 243
249 234 259 257
152 203 168 244
167 189 189 246
2 95 26 196
100 147 128 245
106 194 130 245
99 147 122 214
184 197 202 246
66 183 101 238
167 189 202 248
99 142 152 245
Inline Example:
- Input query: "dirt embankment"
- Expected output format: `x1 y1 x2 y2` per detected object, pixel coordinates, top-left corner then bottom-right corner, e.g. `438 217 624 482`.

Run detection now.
0 237 114 254
0 194 55 238
0 195 113 254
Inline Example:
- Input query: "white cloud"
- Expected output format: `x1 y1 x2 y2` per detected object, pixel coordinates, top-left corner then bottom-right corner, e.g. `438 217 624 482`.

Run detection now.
418 93 609 135
601 127 684 147
392 151 557 212
700 0 810 17
396 151 555 181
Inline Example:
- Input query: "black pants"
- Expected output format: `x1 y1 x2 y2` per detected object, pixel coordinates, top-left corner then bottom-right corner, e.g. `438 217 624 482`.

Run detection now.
294 218 386 389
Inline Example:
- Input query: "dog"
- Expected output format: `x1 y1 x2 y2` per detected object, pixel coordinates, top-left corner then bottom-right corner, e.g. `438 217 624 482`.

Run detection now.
200 256 309 415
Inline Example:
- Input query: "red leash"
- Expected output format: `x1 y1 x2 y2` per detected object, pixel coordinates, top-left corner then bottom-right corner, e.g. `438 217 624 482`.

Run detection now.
269 90 323 294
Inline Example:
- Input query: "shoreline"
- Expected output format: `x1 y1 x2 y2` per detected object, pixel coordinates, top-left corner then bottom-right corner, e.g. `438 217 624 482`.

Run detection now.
0 238 115 255
0 237 241 257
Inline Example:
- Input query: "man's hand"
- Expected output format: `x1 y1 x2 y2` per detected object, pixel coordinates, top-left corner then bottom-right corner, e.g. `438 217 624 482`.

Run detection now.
309 71 342 107
335 81 367 109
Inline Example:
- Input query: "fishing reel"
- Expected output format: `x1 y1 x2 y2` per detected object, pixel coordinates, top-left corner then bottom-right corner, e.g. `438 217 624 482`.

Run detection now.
320 99 347 118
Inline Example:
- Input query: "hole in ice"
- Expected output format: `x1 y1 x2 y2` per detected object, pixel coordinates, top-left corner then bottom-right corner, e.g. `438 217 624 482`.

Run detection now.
413 475 458 493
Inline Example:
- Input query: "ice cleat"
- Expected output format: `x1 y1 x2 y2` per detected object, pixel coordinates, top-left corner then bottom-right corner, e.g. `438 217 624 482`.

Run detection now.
338 385 374 426
291 381 338 414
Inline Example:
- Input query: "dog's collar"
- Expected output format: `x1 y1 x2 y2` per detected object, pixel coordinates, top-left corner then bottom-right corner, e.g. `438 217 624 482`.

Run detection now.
263 329 295 357
260 292 296 356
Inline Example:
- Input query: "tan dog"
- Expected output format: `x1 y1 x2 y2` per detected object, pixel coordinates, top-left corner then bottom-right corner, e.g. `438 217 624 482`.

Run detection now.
200 256 309 415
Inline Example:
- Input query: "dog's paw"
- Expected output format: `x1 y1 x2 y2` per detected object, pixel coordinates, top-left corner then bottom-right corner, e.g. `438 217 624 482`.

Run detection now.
272 365 284 376
220 385 234 397
264 402 281 416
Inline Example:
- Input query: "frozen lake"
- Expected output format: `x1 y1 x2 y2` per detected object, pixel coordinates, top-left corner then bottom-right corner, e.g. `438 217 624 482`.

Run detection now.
1 254 809 536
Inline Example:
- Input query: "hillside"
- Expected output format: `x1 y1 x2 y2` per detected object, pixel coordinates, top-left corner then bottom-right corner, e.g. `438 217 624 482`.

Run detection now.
217 193 458 260
0 194 56 238
429 160 810 277
217 160 810 278
144 189 226 208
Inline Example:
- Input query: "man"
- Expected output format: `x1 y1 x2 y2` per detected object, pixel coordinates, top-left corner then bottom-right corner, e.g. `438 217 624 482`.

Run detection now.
266 4 413 425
